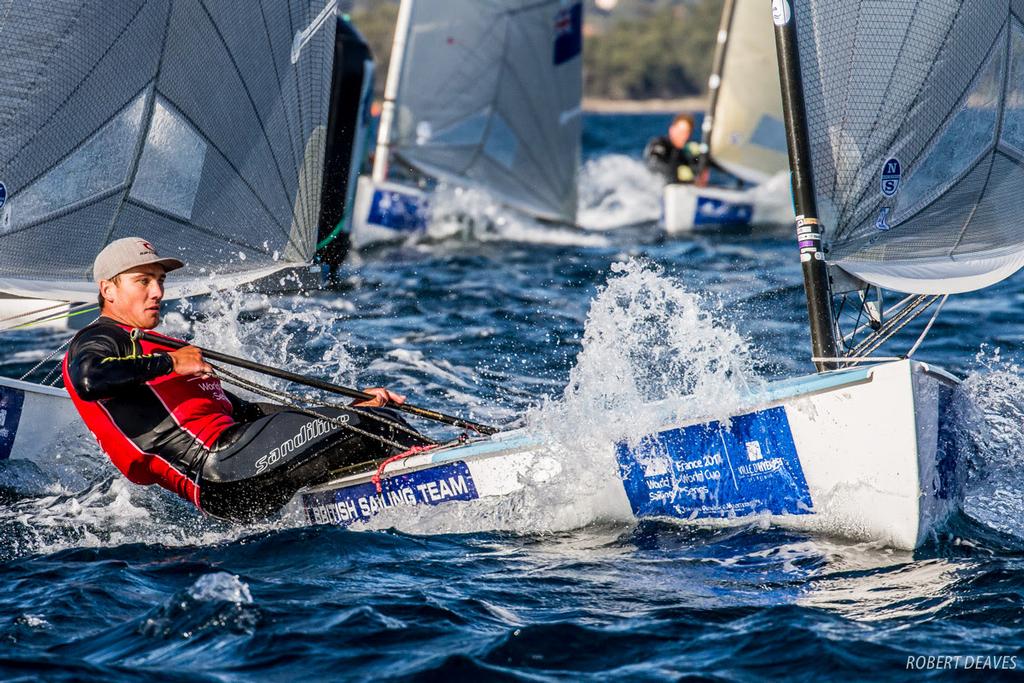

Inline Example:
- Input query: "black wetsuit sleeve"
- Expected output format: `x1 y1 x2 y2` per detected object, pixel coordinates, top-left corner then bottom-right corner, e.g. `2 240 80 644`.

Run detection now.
67 322 174 401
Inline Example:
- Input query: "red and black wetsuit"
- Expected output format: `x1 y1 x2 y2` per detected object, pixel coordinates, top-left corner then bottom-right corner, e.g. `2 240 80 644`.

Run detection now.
63 317 425 520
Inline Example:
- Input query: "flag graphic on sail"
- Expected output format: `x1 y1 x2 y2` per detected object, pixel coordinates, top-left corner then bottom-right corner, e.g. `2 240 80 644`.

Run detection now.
386 0 583 225
707 0 788 184
0 0 339 302
792 0 1024 294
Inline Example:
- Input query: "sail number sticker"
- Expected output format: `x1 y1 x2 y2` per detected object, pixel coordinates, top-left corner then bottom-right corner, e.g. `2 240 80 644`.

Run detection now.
881 158 901 196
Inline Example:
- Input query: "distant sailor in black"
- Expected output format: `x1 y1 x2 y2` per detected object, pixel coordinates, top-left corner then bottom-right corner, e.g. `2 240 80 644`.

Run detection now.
63 238 427 521
644 113 703 184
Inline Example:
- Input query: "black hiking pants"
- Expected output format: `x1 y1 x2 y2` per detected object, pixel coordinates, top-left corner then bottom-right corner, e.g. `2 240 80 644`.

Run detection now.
196 406 427 521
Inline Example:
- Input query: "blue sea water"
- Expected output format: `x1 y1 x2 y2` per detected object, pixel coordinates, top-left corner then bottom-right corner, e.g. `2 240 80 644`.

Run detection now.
3 113 1024 680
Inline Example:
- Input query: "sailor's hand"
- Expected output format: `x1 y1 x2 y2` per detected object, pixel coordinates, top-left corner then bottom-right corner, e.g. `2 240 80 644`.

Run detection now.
354 387 406 408
168 346 214 377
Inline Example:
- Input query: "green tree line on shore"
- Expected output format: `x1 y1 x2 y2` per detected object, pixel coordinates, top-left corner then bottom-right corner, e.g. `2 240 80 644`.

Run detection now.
348 0 723 101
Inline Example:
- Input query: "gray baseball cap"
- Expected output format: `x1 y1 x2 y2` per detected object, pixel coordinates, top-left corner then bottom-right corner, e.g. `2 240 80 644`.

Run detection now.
93 237 184 283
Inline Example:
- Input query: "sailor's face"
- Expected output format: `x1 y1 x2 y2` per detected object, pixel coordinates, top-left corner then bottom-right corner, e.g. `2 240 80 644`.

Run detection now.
100 264 167 329
669 119 692 148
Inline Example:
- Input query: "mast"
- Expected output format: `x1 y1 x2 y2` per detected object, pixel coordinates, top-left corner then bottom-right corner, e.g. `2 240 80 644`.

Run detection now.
696 0 736 182
372 0 414 183
772 0 838 372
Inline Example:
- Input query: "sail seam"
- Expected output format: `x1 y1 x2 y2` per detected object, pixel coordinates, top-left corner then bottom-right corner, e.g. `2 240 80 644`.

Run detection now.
96 1 176 274
9 83 151 198
195 1 311 258
121 197 276 257
843 20 1004 245
6 2 149 171
948 26 1013 257
257 2 304 212
0 185 127 240
836 2 964 239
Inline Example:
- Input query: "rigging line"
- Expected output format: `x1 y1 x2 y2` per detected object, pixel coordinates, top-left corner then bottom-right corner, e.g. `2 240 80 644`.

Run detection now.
848 297 929 358
840 292 916 344
906 294 948 358
222 369 409 452
10 305 99 331
852 295 939 359
0 302 96 333
212 363 436 446
846 294 932 358
0 301 68 327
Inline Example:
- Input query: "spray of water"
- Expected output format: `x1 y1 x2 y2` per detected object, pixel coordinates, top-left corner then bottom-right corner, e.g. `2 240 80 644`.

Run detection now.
0 289 357 559
360 259 761 535
576 154 664 230
952 347 1024 542
425 183 611 247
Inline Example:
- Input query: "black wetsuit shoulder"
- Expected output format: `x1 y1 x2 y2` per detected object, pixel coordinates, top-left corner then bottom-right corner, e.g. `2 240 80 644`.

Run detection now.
66 317 173 401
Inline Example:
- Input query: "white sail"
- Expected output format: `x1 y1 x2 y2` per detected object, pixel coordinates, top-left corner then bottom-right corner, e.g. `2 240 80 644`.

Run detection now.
793 0 1024 295
707 0 788 184
0 0 341 302
381 0 583 225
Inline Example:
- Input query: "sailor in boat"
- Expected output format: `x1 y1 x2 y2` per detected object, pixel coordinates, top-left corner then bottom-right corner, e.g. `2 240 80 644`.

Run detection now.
61 238 427 521
643 113 704 184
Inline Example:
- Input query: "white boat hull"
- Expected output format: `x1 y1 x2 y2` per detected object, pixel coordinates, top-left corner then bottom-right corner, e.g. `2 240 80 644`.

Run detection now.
0 377 77 465
663 181 794 234
349 175 430 250
3 359 961 549
290 359 960 549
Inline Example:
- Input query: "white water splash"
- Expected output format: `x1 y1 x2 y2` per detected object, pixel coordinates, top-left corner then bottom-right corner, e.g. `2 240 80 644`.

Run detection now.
360 259 760 535
168 287 358 393
576 154 663 231
189 572 253 604
425 183 611 248
954 348 1024 541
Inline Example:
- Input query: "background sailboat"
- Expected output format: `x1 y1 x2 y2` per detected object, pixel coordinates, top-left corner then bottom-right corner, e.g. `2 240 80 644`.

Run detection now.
662 0 794 233
350 0 584 249
0 0 373 467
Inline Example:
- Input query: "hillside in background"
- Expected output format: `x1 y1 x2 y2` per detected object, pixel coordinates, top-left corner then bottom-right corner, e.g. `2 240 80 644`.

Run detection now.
342 0 724 103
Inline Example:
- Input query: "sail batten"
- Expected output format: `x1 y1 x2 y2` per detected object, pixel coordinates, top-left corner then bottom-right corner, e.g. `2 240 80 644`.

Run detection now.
384 0 582 225
0 0 341 302
794 0 1024 294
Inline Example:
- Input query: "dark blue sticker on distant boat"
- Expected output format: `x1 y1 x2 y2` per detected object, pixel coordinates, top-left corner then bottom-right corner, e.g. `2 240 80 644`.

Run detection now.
616 406 812 519
881 157 901 196
367 188 429 232
694 196 753 226
302 461 479 526
0 384 26 461
0 182 7 210
553 2 582 65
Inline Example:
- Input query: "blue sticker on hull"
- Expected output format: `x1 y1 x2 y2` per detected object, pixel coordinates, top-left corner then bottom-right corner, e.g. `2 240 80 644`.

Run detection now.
0 385 26 461
694 196 753 226
367 188 429 232
302 460 479 526
616 406 812 519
